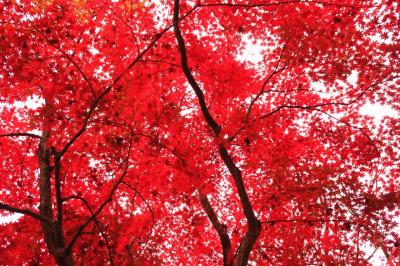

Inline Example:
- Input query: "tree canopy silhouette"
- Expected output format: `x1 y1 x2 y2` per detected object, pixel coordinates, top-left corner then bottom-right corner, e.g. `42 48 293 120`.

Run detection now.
0 0 399 265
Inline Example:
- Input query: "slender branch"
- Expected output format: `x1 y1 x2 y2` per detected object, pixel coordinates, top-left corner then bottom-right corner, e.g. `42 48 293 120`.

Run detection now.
121 181 155 261
198 0 366 9
121 181 155 230
107 5 141 55
260 218 348 224
245 37 290 120
259 75 398 120
0 133 43 140
0 202 51 225
139 59 180 67
309 107 380 154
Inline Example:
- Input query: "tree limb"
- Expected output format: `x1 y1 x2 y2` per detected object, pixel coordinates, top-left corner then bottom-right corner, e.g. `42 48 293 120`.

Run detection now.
0 132 43 140
0 202 51 225
173 1 261 264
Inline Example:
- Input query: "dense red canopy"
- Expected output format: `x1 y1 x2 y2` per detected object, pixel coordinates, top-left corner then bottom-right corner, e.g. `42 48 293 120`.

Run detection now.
0 0 399 265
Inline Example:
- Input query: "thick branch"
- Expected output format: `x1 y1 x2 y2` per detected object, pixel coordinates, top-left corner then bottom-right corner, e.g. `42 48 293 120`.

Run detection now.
173 1 260 265
173 1 221 136
38 129 73 266
0 202 51 224
54 154 64 238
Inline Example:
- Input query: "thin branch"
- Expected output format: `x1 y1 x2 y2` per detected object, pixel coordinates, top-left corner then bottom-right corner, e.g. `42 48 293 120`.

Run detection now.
260 218 348 224
121 181 155 230
310 107 380 154
0 133 43 140
107 4 141 55
121 181 155 261
139 59 180 67
198 0 367 9
245 37 290 122
259 75 398 120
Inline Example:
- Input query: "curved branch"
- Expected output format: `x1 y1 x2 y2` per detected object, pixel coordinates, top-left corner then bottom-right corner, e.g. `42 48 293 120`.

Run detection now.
245 38 290 121
173 1 261 264
121 181 155 231
173 1 221 136
260 218 348 224
17 4 97 98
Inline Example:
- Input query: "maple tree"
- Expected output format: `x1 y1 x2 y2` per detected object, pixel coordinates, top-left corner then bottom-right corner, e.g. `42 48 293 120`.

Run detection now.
0 0 399 265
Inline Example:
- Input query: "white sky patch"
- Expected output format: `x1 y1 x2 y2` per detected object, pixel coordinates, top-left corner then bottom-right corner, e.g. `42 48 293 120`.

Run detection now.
89 46 100 56
310 81 333 99
347 70 359 86
179 83 197 117
13 95 45 109
237 35 265 64
363 242 387 266
310 70 358 99
360 103 399 124
152 0 170 30
0 213 22 225
180 108 194 117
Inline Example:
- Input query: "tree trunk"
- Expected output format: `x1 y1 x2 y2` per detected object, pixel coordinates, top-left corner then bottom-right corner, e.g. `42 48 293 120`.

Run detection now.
38 102 74 266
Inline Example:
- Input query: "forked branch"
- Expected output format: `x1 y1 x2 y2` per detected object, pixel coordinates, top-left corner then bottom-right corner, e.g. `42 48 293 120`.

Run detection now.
198 191 232 265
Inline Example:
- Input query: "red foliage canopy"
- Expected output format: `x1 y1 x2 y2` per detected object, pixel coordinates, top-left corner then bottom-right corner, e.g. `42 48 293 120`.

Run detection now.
0 0 399 265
